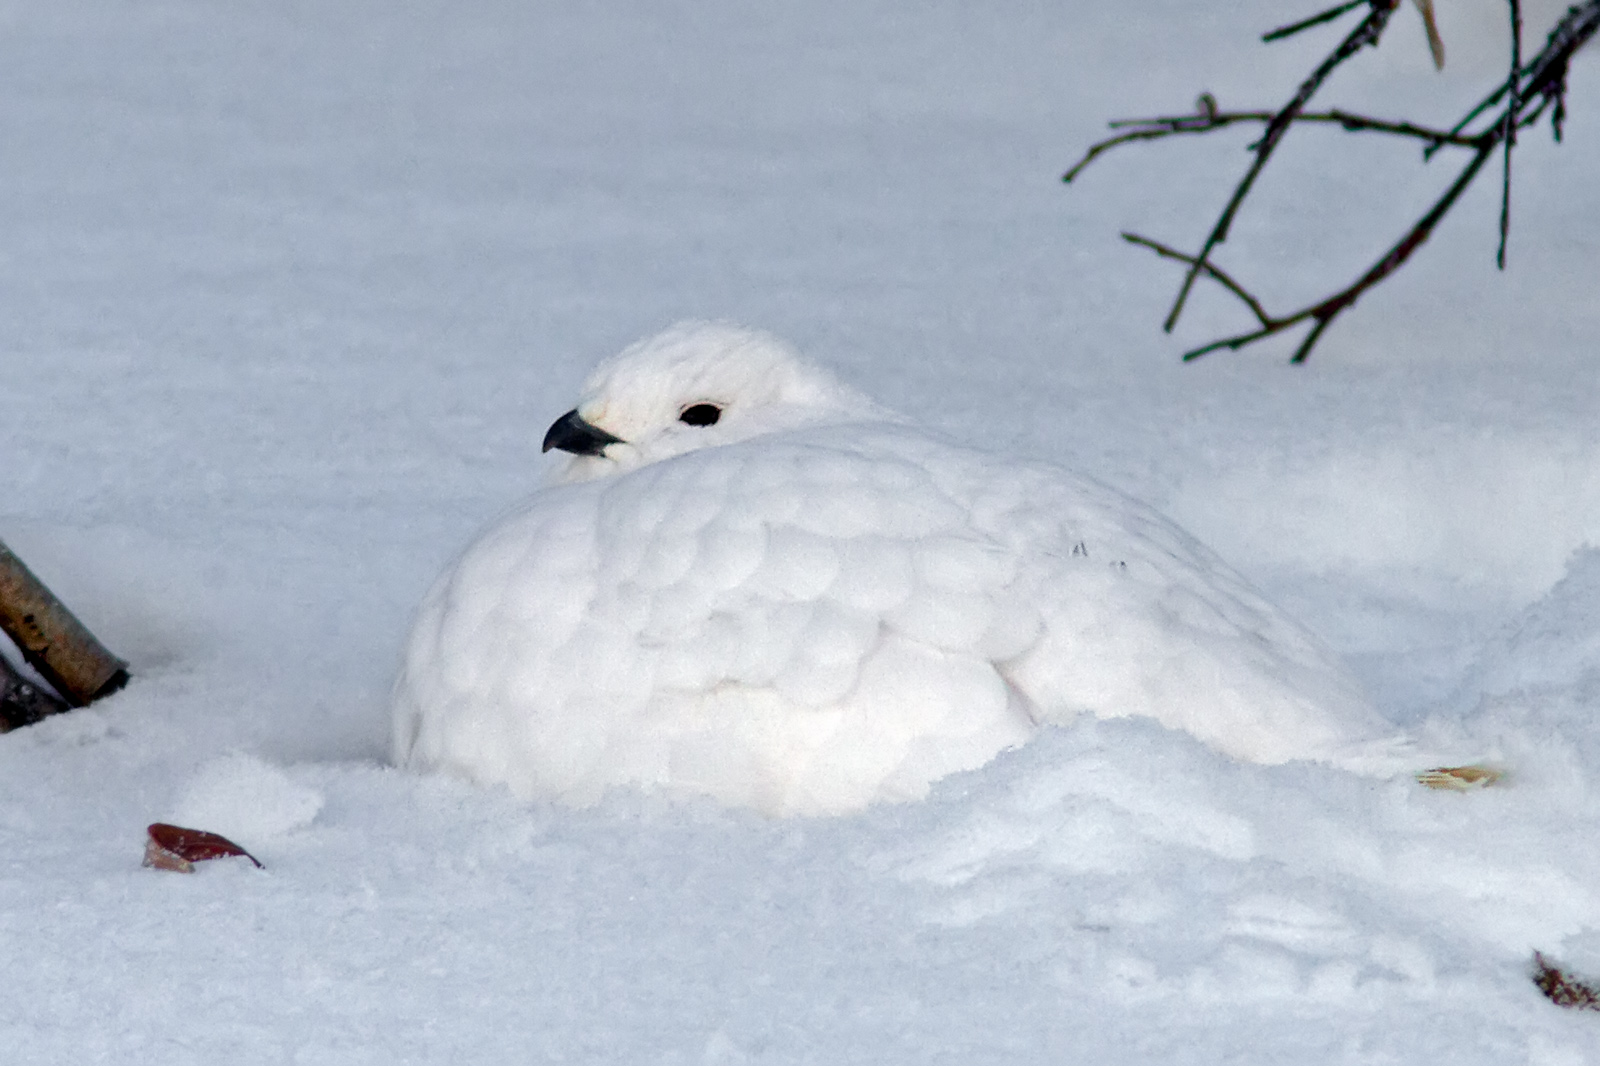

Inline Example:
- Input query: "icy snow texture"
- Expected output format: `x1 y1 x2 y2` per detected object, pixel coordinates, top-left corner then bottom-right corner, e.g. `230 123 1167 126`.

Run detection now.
394 323 1393 814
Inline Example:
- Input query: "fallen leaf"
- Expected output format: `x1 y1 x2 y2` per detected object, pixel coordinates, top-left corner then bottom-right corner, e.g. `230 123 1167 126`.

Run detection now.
1415 765 1504 791
143 823 263 873
1533 952 1600 1012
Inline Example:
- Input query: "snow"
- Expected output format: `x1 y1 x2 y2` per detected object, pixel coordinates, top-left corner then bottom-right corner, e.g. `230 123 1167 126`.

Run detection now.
169 752 325 843
1 0 1598 1061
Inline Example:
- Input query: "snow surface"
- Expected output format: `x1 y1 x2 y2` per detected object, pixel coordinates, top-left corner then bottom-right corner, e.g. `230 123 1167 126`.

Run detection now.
2 0 1598 1061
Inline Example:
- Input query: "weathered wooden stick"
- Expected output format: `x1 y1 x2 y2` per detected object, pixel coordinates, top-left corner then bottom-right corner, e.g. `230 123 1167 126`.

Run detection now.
0 538 129 708
0 651 71 732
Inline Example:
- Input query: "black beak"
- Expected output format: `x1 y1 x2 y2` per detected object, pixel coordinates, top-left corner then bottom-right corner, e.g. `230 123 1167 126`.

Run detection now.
542 409 626 456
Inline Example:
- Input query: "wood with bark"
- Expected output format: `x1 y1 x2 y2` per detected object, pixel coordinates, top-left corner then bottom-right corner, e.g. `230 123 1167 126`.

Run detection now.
0 538 129 709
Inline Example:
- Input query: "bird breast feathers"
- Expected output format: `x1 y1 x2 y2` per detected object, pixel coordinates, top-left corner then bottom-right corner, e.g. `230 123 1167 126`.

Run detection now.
453 427 1066 703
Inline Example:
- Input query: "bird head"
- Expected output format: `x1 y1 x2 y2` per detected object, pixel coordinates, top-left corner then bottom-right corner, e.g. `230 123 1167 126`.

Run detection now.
542 321 885 481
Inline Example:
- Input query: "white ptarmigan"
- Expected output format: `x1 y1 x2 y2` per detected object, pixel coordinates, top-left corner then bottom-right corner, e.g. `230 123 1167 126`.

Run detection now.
393 322 1401 815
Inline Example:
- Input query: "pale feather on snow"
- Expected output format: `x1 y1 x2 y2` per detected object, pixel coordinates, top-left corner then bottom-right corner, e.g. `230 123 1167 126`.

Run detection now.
393 322 1408 815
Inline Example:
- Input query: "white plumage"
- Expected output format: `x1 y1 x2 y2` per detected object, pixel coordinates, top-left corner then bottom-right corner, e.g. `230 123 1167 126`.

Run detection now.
393 322 1397 815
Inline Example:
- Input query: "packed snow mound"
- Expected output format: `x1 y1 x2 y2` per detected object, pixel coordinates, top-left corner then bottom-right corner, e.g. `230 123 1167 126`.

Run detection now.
392 322 1398 815
169 752 325 842
1441 547 1600 786
1461 546 1600 703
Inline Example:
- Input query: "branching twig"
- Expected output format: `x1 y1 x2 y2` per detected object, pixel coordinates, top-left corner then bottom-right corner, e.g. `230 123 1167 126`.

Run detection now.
1441 0 1600 151
1118 233 1273 328
1063 105 1478 182
1161 0 1402 334
1136 140 1495 362
1065 0 1600 362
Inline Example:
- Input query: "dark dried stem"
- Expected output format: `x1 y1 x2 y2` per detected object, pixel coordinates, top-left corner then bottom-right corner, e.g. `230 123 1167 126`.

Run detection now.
1162 0 1401 333
1434 1 1600 154
1119 234 1273 327
1124 139 1495 362
1498 0 1522 268
1064 107 1478 183
1067 0 1599 362
1262 0 1371 42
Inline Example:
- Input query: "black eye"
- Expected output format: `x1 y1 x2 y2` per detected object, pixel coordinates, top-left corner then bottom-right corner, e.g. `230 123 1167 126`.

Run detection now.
679 403 722 427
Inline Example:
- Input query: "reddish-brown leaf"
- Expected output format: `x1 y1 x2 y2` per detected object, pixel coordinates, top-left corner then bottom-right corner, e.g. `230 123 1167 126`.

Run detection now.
1533 952 1600 1011
143 823 263 871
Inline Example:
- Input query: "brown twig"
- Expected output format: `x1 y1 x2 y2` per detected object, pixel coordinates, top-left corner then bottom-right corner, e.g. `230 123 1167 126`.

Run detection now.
1133 140 1495 362
1262 0 1371 42
1065 0 1600 362
1441 0 1599 152
1499 0 1523 268
1119 233 1273 328
1063 106 1478 183
1161 0 1402 334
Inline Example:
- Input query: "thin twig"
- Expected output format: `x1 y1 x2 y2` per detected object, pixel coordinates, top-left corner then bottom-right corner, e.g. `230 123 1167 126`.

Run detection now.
1498 0 1522 268
1137 141 1496 362
1263 0 1371 42
1120 233 1273 327
1065 0 1599 362
1432 0 1600 156
1287 142 1497 361
1064 106 1478 183
1163 0 1401 334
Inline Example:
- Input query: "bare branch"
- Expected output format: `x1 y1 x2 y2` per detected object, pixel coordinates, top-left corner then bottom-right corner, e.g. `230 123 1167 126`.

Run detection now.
1119 233 1274 328
1434 0 1600 154
1262 0 1371 43
1498 0 1523 268
1065 0 1599 362
1121 143 1495 362
1064 110 1268 183
1282 142 1496 362
1163 0 1402 334
1063 105 1479 183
